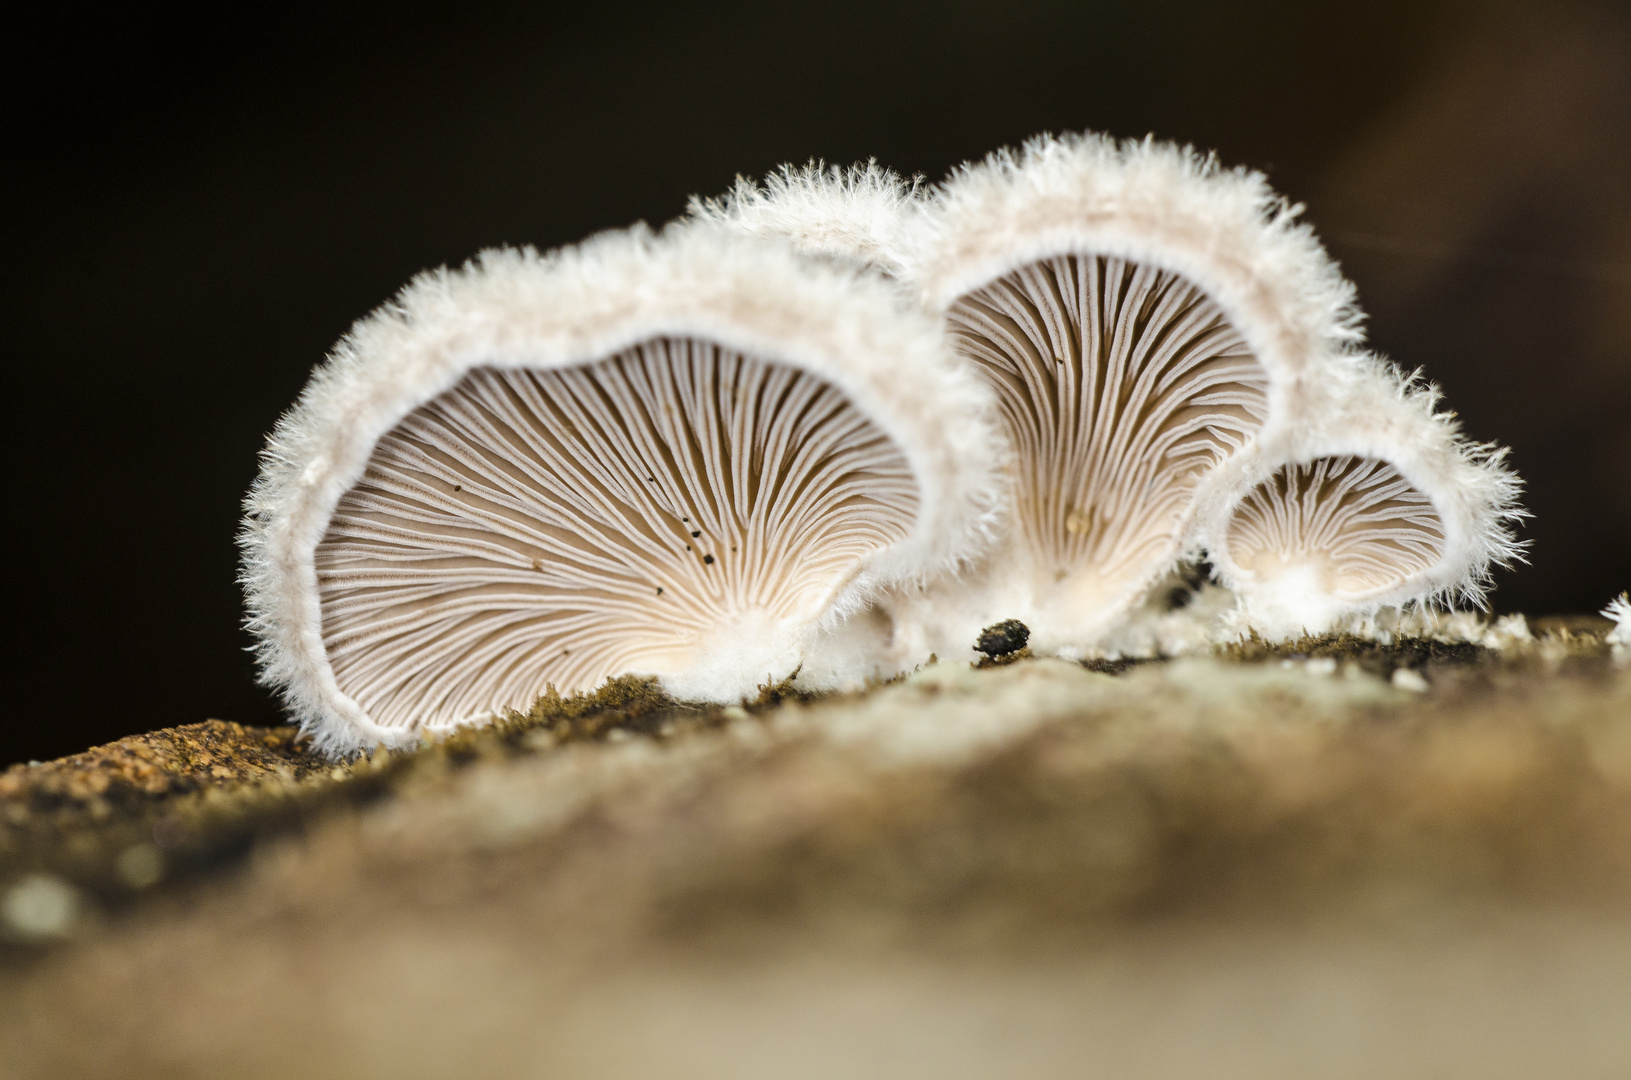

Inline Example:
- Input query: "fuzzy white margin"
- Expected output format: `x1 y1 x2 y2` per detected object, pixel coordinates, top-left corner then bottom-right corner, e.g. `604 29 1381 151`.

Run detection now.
1194 356 1527 639
686 161 923 275
903 132 1364 385
239 221 1007 757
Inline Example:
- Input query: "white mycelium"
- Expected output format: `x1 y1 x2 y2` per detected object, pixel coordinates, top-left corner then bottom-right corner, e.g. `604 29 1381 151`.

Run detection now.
242 224 1004 755
897 133 1363 657
1200 359 1525 638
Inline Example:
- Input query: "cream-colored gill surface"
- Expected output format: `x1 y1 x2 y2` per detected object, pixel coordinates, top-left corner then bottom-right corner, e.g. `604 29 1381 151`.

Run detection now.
314 340 919 730
947 255 1268 607
1226 456 1446 595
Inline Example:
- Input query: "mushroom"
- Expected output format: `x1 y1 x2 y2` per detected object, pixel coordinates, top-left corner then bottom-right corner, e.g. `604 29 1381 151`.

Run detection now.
1197 359 1525 638
687 160 922 276
895 132 1364 657
240 224 1004 755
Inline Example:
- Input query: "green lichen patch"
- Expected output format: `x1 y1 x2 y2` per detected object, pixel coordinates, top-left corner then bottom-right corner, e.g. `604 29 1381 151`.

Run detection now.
744 668 830 711
2 720 329 807
1214 617 1619 682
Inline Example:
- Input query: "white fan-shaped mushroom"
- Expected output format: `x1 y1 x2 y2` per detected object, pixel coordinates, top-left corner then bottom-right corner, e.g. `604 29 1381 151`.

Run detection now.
241 224 1005 755
896 132 1363 657
686 161 921 275
1198 359 1525 638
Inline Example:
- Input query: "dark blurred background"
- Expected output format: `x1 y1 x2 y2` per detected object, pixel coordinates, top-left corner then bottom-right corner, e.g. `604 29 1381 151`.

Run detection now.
4 0 1627 764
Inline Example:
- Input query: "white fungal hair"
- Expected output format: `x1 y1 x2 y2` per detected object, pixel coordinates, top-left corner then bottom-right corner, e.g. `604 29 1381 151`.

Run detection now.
686 160 923 275
1599 592 1629 665
1198 357 1526 639
1605 593 1631 637
241 222 1006 756
905 132 1364 376
891 131 1362 657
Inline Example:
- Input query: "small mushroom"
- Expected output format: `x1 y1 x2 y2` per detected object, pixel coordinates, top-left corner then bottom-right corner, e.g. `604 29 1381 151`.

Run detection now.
896 132 1363 656
241 224 1004 755
1199 360 1524 638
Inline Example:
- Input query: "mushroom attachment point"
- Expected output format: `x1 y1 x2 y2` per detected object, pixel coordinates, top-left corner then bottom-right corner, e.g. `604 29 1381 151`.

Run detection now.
241 226 1005 756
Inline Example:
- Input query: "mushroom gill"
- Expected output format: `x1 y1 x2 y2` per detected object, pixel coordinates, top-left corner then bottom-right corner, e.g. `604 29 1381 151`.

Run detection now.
1223 455 1447 619
945 253 1268 638
316 340 919 732
1196 354 1527 639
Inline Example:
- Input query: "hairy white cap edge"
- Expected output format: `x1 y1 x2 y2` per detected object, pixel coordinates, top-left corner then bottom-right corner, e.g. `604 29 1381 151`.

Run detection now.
905 132 1364 388
686 160 924 275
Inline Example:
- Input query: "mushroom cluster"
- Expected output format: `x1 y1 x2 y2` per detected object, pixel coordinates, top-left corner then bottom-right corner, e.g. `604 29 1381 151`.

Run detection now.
247 132 1524 754
692 134 1523 662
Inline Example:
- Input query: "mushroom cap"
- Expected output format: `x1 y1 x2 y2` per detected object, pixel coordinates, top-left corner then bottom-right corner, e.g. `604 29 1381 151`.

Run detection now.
893 132 1363 654
686 160 923 275
241 223 1006 755
1196 357 1526 638
904 132 1363 377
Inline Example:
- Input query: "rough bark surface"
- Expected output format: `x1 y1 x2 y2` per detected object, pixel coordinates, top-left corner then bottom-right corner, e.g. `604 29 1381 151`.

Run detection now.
3 622 1627 1079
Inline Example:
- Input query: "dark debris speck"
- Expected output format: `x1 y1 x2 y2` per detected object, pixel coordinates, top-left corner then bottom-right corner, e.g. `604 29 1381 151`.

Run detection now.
975 619 1030 658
